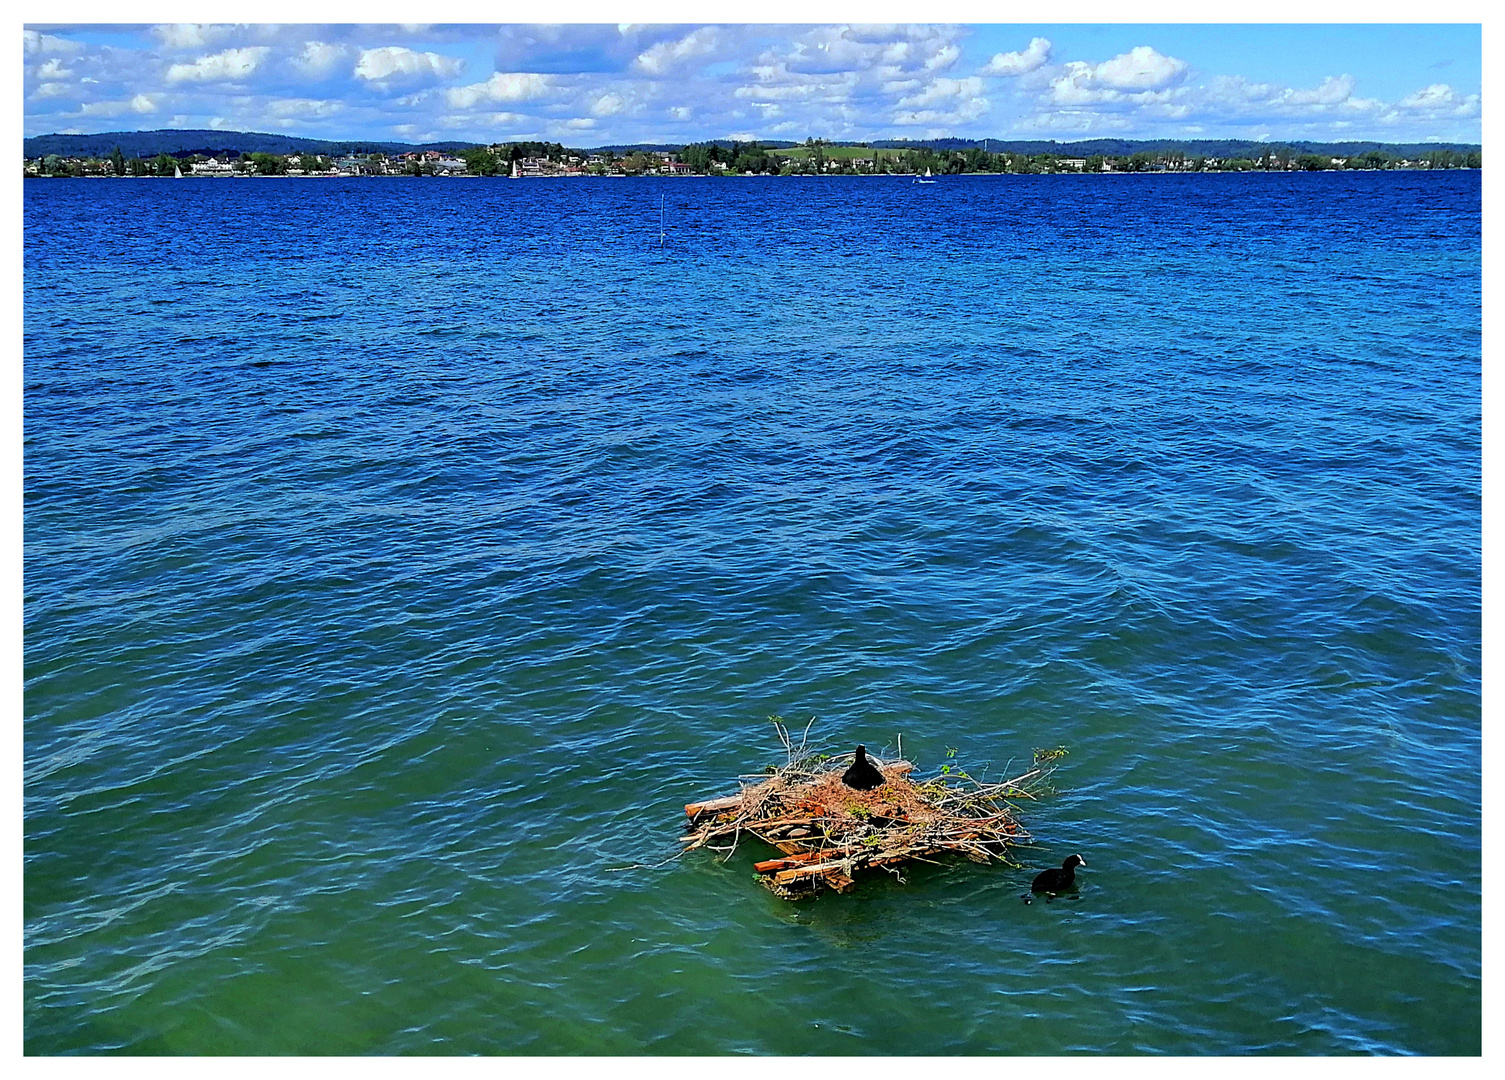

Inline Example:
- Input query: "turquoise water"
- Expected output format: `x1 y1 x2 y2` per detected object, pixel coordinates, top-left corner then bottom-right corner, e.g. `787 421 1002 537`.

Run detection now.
24 172 1480 1054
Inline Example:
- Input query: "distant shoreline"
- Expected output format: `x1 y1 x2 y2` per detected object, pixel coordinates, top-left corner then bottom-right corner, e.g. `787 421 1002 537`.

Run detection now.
24 167 1479 180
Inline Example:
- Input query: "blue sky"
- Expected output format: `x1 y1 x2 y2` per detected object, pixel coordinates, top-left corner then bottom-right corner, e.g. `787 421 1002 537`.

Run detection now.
22 22 1483 145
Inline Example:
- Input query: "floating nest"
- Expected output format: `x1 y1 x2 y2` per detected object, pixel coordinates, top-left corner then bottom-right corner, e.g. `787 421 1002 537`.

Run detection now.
680 720 1065 899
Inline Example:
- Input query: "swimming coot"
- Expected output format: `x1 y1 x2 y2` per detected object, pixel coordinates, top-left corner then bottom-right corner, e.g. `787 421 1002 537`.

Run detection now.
840 745 886 791
1031 853 1087 894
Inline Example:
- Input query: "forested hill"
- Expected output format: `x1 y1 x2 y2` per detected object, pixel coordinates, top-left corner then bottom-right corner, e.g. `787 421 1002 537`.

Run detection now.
872 137 1482 157
25 128 1482 161
23 129 478 158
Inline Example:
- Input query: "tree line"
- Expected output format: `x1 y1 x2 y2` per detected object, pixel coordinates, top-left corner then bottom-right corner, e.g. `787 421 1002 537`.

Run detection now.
30 139 1481 178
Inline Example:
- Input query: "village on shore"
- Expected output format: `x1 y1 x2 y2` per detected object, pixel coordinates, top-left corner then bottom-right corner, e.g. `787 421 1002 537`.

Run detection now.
24 138 1482 179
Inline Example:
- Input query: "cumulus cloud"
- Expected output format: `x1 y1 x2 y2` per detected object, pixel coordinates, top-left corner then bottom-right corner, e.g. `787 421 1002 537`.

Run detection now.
293 41 350 79
981 37 1051 77
166 47 270 84
1198 73 1382 117
446 72 554 108
1045 46 1191 109
893 96 990 126
735 74 856 102
1202 74 1275 104
898 77 984 108
591 92 625 116
1277 73 1356 106
354 46 464 84
265 97 345 118
924 44 960 72
633 27 722 74
1394 82 1481 117
152 24 232 50
20 23 1483 149
1088 46 1188 91
79 99 137 118
24 30 84 56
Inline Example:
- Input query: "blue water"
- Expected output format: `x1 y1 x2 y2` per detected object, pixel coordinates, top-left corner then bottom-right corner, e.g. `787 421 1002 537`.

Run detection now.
24 171 1480 1055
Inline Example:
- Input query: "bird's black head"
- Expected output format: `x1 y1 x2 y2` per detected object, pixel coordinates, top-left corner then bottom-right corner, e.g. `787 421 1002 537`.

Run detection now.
1064 853 1086 869
854 744 867 757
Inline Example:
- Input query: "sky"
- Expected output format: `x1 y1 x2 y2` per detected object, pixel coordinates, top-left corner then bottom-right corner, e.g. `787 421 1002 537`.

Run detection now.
21 20 1484 146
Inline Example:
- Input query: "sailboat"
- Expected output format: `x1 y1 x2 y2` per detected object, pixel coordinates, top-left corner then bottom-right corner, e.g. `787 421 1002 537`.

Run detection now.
174 163 183 178
915 167 936 184
511 160 521 179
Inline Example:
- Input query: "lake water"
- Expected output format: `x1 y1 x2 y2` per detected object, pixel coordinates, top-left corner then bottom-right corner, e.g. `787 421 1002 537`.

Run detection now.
23 171 1480 1055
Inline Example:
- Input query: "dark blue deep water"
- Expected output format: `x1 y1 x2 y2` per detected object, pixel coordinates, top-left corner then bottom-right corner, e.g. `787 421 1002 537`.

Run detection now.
24 172 1480 1054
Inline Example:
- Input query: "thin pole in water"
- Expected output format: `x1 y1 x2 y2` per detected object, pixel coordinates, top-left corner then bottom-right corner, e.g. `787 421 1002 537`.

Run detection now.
659 195 665 248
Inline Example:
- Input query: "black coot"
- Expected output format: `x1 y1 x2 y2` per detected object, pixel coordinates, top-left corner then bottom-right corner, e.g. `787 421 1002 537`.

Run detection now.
1031 853 1086 894
840 745 886 790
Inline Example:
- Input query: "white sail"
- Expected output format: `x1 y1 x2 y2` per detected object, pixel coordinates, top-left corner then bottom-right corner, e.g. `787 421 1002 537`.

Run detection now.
174 164 183 178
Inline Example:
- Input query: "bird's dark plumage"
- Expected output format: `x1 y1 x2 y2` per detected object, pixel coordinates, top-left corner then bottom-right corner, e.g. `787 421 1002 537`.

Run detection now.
841 744 886 790
1031 854 1086 893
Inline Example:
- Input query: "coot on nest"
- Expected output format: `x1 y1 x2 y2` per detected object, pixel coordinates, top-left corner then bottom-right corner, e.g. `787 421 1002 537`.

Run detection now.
841 745 886 790
1031 853 1087 894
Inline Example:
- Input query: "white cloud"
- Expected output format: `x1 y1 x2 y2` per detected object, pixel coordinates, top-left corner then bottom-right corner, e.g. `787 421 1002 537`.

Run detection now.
1197 72 1383 119
1203 75 1275 104
19 24 1481 149
265 98 345 119
1049 66 1110 106
24 30 84 56
1278 74 1355 106
1400 83 1457 110
898 77 984 108
465 111 526 127
445 72 553 109
1089 46 1188 91
1395 83 1481 117
293 41 350 79
354 46 464 84
1045 46 1190 109
981 37 1051 77
1012 109 1131 135
152 24 231 50
735 76 854 102
79 100 131 118
591 93 625 117
166 47 270 84
893 94 989 127
634 27 721 74
924 45 960 73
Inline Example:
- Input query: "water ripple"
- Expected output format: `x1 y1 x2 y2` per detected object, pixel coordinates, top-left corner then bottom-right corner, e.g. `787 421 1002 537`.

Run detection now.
24 171 1479 1054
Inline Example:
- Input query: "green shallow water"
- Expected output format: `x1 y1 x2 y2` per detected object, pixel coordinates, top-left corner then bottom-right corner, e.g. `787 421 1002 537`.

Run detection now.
24 172 1480 1054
